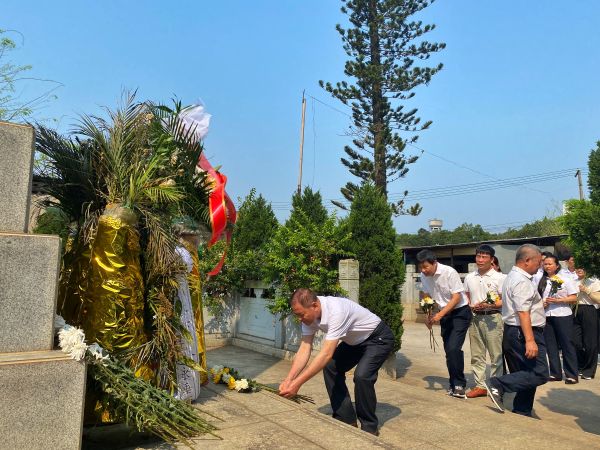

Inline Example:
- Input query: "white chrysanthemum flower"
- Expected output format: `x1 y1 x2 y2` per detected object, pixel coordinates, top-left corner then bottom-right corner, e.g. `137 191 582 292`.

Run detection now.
235 379 249 392
58 325 85 349
69 341 88 361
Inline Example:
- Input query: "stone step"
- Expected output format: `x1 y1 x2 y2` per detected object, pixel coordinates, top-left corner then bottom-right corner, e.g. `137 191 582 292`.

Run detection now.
0 121 35 233
0 350 86 450
0 232 61 352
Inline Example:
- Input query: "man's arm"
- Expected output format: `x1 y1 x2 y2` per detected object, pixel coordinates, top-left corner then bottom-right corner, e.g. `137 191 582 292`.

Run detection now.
431 292 462 322
517 311 538 359
279 339 338 398
279 334 314 391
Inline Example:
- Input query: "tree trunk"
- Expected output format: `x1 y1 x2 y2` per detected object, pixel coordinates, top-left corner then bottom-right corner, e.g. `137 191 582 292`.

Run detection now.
369 0 387 198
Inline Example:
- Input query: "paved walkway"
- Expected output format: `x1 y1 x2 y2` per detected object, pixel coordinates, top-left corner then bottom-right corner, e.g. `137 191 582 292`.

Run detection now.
107 321 600 449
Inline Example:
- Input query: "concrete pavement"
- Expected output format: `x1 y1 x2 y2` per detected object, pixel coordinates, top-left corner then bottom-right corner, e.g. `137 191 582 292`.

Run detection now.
102 321 600 449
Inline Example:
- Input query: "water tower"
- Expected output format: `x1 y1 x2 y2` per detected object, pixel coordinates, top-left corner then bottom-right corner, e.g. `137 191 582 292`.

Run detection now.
428 218 443 232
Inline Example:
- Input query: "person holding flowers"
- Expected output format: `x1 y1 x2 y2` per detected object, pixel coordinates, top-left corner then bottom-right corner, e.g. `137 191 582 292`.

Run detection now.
538 254 579 384
278 288 394 436
417 249 472 399
463 245 506 398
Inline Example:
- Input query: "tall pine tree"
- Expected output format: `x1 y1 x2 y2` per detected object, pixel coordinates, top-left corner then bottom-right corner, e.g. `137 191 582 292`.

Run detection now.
320 0 445 214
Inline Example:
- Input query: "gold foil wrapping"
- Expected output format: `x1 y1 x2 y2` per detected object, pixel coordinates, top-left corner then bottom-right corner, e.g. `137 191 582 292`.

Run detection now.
79 209 148 354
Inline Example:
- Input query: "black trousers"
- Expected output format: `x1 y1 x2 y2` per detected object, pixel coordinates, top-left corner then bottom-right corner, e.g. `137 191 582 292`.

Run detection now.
544 315 578 380
574 305 598 378
323 321 394 433
439 305 472 389
492 325 548 416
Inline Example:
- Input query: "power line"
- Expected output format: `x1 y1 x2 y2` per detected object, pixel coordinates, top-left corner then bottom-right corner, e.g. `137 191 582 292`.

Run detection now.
266 168 586 210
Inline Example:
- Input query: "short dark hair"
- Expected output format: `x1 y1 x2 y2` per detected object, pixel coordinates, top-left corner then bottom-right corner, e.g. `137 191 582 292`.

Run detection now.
416 249 437 264
475 244 495 257
541 251 553 258
289 288 318 308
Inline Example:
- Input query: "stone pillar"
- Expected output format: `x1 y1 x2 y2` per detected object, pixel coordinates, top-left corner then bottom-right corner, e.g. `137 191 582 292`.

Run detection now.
401 264 418 321
0 122 86 450
339 259 360 303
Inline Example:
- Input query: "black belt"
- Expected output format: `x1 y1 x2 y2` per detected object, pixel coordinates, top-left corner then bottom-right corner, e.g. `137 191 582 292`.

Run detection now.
506 324 545 332
473 310 501 316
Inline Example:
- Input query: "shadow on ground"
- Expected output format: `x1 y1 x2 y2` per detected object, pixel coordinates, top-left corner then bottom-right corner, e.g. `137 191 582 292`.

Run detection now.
538 388 600 435
395 352 412 379
317 402 401 427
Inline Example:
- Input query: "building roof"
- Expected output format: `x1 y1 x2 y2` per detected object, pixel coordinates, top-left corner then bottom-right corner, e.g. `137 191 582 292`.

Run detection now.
400 234 567 251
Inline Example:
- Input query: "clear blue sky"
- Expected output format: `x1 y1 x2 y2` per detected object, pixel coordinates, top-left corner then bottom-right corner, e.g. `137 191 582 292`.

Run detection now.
4 1 599 233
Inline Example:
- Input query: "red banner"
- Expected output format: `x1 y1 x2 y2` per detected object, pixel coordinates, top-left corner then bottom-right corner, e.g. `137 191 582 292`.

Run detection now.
197 153 237 276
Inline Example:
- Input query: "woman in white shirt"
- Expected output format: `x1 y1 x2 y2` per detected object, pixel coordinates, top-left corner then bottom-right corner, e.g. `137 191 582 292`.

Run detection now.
573 268 600 379
538 255 579 384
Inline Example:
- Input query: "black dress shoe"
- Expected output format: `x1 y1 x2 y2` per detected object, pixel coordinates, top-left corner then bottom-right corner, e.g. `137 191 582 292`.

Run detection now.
565 378 578 385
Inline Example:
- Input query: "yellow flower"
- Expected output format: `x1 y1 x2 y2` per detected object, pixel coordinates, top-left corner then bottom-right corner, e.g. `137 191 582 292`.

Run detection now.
550 275 563 285
212 373 222 384
223 367 230 374
227 376 237 390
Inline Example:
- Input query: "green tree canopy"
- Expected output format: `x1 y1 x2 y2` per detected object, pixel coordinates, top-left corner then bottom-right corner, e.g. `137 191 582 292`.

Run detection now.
286 186 328 227
320 0 445 214
233 188 279 253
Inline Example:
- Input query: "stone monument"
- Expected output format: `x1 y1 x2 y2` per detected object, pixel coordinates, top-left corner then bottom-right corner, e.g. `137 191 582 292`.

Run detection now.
0 121 86 449
338 259 359 303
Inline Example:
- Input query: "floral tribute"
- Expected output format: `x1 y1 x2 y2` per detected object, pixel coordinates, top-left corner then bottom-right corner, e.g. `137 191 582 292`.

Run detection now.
56 315 221 445
484 290 500 305
209 365 314 404
549 275 564 297
419 296 440 352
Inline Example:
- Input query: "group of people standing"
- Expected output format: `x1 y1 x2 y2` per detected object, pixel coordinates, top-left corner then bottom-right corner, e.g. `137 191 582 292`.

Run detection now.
417 244 600 416
274 243 599 436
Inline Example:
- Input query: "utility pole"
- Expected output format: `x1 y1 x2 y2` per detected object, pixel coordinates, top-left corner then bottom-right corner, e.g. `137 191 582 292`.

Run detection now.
297 90 306 195
575 169 584 200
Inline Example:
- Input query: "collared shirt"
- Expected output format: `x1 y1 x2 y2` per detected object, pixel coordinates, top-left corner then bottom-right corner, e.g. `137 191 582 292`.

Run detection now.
420 262 468 309
463 268 506 308
578 277 600 308
502 266 546 327
540 275 578 317
301 296 381 346
558 268 579 284
532 267 544 287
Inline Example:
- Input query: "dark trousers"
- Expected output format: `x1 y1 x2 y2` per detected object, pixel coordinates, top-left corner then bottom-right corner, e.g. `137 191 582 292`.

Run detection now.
323 321 394 433
544 315 578 380
573 305 598 378
440 305 472 389
492 325 548 416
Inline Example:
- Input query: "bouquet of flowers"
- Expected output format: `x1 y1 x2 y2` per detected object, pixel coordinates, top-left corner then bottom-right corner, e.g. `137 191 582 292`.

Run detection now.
209 365 314 404
484 291 500 305
549 275 564 297
56 315 221 445
419 296 440 352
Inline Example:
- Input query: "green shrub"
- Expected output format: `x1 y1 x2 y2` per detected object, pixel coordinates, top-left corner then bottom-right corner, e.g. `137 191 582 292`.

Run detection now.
347 183 404 351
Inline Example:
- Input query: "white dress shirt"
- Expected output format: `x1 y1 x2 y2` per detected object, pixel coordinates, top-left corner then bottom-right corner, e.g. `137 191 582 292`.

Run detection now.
420 262 468 309
463 268 506 308
540 275 578 317
502 266 546 327
558 268 579 284
301 296 381 346
577 277 600 308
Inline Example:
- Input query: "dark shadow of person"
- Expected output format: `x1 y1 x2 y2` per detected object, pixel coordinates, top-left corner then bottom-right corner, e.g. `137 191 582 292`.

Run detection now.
538 388 600 435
